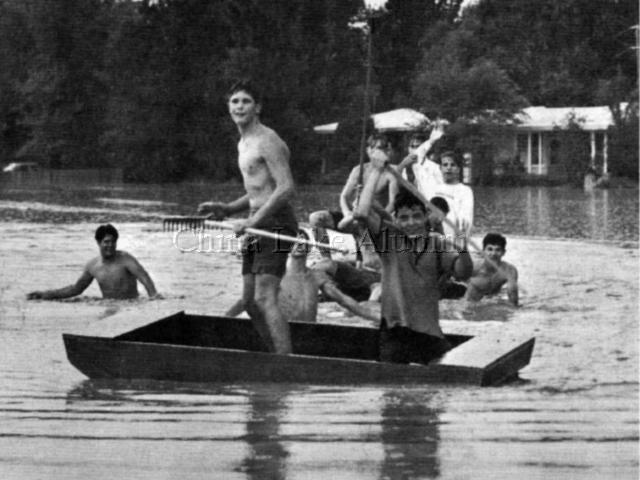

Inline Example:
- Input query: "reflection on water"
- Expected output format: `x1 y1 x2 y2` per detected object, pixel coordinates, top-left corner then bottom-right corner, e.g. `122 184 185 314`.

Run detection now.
239 386 290 480
472 186 637 242
379 390 441 479
63 380 447 480
0 182 637 241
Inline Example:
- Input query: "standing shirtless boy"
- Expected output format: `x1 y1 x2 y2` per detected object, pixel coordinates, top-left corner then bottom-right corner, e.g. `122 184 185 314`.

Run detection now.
198 80 297 354
465 233 519 306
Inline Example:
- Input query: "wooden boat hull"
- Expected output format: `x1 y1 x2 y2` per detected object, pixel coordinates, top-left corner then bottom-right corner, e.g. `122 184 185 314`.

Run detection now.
63 312 535 386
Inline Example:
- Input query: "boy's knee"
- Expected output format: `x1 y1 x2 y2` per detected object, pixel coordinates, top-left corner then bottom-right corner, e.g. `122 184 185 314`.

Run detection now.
254 285 278 308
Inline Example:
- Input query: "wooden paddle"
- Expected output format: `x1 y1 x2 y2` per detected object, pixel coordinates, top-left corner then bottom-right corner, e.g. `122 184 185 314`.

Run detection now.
203 220 350 254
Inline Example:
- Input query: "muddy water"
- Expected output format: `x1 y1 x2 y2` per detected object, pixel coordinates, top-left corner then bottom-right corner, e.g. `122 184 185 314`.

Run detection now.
0 183 638 479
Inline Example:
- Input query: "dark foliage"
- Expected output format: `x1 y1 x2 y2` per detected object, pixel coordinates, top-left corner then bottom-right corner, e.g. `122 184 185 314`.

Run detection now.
0 0 636 182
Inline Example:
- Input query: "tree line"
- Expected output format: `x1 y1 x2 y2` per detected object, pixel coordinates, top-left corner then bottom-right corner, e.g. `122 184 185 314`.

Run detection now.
0 0 637 183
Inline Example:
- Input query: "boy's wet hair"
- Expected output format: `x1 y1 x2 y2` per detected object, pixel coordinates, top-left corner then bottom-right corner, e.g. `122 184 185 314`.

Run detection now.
439 150 463 168
393 188 426 214
483 232 507 250
367 131 390 149
226 79 262 104
429 196 449 215
95 224 119 243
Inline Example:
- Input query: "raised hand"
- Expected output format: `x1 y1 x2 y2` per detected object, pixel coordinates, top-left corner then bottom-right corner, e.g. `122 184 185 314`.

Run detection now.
429 119 449 143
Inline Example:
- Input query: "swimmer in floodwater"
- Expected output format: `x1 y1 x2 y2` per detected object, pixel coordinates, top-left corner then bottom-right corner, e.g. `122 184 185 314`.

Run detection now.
26 224 161 301
465 233 519 306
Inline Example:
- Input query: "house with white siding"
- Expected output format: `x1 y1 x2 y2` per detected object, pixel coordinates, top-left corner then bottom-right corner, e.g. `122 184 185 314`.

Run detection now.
492 105 625 178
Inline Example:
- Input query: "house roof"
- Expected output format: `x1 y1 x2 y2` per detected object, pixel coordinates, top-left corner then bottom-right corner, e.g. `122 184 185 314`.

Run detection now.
515 105 621 131
313 108 430 134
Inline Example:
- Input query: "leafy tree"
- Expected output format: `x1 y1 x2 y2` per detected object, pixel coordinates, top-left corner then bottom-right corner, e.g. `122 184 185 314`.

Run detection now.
448 0 638 107
0 1 34 161
0 0 636 181
17 0 110 168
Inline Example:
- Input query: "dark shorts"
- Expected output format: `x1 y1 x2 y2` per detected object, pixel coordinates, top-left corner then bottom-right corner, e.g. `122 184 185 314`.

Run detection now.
439 281 468 299
379 320 452 365
329 210 343 229
333 261 381 301
241 204 298 278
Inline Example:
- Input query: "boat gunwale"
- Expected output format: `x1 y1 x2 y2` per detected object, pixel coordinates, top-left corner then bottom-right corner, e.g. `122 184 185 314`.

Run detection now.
63 333 447 371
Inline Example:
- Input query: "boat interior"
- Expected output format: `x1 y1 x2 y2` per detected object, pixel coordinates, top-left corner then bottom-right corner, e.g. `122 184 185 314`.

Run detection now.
114 312 473 361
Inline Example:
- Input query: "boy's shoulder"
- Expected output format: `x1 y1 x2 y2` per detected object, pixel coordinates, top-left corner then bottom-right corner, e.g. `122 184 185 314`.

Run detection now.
502 260 518 276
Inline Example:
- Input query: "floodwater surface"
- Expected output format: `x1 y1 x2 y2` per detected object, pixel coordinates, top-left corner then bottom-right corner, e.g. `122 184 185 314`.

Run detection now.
0 182 638 479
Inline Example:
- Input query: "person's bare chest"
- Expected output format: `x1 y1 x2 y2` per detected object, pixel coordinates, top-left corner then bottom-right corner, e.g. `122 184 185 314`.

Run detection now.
238 142 267 177
479 266 507 289
92 262 132 285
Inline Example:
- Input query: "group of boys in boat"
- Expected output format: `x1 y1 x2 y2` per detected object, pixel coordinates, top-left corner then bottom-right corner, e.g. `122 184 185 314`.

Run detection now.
27 80 519 365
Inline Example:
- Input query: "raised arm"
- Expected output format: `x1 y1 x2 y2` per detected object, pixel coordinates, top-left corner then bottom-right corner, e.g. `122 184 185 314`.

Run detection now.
123 253 159 298
415 121 447 163
353 150 388 235
26 268 94 300
385 169 399 214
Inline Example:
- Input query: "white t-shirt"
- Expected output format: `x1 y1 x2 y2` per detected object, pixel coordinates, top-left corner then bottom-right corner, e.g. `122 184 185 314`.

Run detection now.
428 182 474 239
402 138 473 238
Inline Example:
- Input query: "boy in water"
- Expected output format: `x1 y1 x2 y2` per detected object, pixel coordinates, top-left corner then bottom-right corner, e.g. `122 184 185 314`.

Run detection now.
27 224 160 300
465 233 519 306
198 80 297 354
